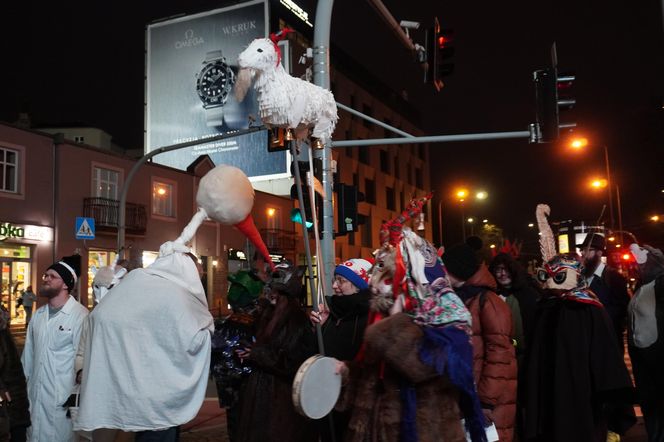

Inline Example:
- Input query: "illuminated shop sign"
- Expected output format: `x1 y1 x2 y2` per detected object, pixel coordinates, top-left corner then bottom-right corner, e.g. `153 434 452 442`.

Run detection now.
0 222 54 242
280 0 313 27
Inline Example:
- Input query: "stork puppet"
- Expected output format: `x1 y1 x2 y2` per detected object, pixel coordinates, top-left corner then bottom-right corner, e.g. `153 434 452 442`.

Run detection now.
235 29 338 147
75 165 274 433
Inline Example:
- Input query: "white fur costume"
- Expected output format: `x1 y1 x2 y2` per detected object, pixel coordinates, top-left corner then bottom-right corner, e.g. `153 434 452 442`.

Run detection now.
236 37 338 143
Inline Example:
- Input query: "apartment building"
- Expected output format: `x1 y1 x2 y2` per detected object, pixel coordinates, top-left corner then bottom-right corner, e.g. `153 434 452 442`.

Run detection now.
0 123 297 321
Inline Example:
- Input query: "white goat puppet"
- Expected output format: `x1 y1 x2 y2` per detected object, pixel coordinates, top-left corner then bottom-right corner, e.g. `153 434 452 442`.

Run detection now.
235 31 338 144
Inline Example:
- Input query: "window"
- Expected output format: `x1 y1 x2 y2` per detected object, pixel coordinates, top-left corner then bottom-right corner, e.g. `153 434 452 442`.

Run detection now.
74 136 85 144
364 178 376 204
0 147 18 193
361 218 373 248
386 187 395 211
358 147 369 165
152 179 176 218
353 173 359 188
419 144 427 160
415 168 423 188
379 150 390 173
383 118 394 138
93 166 120 199
266 207 281 230
348 230 355 246
362 104 373 128
394 155 400 179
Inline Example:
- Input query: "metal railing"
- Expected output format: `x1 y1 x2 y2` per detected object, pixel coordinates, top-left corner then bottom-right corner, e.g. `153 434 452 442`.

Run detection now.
84 197 147 235
259 228 297 252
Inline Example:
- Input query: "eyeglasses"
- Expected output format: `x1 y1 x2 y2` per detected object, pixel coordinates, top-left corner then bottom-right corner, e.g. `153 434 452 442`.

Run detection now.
333 276 351 286
493 266 509 275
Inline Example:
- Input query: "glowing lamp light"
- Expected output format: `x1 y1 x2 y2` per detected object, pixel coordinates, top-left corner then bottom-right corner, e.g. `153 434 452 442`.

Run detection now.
650 215 660 222
489 244 496 249
622 253 631 261
156 187 167 196
476 190 488 200
528 223 534 228
590 178 608 189
455 189 468 201
467 218 474 223
608 236 615 242
569 137 588 150
483 219 488 223
266 207 276 217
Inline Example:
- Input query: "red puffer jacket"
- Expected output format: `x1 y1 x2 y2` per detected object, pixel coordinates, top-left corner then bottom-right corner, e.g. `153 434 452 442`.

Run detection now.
459 264 517 442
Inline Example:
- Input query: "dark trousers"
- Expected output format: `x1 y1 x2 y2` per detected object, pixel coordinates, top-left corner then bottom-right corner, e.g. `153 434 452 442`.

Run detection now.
135 427 179 442
24 306 33 325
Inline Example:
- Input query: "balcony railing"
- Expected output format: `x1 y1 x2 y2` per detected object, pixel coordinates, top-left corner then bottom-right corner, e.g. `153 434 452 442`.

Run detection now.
260 228 297 252
83 197 147 235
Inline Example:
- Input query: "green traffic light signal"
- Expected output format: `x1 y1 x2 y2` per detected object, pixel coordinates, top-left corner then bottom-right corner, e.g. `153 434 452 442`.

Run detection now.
290 208 313 229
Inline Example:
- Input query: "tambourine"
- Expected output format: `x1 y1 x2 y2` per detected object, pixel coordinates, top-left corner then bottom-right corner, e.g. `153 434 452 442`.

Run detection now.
292 355 341 419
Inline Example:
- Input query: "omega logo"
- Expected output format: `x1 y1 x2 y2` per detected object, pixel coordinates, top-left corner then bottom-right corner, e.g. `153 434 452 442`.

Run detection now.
175 29 205 49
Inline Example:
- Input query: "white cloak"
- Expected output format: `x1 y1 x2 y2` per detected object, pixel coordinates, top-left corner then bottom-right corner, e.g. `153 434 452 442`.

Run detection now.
74 252 213 431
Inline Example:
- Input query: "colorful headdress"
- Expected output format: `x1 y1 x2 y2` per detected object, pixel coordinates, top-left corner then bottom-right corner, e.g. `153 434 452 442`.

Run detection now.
535 204 601 306
371 194 471 327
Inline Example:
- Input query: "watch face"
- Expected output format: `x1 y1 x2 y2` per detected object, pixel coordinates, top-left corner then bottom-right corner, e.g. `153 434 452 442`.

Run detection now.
196 61 235 106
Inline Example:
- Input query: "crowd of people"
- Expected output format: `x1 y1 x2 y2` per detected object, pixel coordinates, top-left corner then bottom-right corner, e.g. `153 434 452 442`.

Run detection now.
1 200 662 442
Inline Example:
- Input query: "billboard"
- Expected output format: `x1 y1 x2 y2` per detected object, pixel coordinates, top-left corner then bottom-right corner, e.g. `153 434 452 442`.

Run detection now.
146 0 289 181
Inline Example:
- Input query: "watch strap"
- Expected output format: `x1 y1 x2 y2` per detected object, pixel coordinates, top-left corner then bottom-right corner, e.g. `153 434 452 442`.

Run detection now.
204 50 223 63
205 105 224 127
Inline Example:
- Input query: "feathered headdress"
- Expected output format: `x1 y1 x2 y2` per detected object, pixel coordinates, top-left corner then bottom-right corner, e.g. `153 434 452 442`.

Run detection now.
536 204 556 262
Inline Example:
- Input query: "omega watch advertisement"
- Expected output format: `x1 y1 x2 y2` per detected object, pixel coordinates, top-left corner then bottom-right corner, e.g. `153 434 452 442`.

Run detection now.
146 0 288 181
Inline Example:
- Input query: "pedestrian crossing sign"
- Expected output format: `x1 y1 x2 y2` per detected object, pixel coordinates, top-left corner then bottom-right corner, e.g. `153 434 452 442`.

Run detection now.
75 217 95 240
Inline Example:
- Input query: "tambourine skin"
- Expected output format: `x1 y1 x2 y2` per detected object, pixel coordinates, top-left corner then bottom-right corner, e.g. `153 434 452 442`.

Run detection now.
292 355 342 419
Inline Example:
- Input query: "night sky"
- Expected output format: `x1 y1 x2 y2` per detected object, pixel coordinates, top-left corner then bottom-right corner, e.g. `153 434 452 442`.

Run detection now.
4 0 664 247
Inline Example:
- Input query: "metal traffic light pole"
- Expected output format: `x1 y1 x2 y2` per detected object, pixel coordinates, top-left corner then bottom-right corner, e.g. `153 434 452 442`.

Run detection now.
312 0 335 299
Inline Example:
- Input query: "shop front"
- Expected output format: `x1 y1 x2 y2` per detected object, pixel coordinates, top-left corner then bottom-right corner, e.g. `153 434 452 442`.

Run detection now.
0 222 54 323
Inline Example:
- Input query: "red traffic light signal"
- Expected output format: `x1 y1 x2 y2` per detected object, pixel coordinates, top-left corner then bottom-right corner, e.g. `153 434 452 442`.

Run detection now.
426 18 455 92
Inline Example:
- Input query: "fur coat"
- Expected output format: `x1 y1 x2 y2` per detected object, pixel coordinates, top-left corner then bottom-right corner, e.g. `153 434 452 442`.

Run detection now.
338 313 466 442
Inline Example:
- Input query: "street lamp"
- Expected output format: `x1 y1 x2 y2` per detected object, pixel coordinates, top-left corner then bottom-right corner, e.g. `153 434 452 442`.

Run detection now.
568 137 616 231
437 188 487 245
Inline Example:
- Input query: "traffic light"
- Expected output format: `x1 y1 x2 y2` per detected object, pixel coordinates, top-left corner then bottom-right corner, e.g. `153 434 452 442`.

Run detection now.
289 160 322 232
533 59 576 142
335 183 364 235
426 18 455 92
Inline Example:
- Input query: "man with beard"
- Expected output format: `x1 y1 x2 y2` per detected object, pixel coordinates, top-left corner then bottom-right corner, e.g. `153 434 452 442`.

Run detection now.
21 254 88 442
578 233 631 350
310 258 372 442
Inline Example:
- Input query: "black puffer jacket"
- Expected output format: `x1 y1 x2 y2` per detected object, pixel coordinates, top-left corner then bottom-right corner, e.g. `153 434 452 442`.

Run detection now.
320 290 370 361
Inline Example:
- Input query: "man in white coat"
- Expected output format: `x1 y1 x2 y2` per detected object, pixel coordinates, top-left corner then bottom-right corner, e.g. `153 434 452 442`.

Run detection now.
21 254 89 442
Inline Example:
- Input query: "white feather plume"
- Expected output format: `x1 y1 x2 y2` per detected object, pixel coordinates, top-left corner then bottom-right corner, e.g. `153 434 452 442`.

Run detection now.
536 204 557 262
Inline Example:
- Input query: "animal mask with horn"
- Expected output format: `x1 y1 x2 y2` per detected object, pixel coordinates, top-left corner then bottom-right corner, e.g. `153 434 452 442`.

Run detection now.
370 193 432 315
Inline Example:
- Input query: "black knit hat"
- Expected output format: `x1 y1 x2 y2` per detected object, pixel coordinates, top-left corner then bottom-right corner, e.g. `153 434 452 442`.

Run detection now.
442 243 480 281
47 254 81 291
